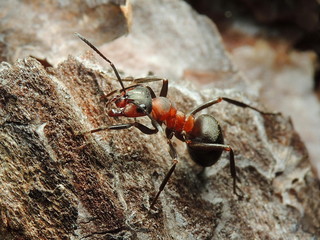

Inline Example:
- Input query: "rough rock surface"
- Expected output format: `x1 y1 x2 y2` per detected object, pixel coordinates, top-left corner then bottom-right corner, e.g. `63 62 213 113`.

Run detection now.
0 55 319 239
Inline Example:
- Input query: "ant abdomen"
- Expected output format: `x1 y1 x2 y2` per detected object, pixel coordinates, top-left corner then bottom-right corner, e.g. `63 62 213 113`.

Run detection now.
187 114 224 167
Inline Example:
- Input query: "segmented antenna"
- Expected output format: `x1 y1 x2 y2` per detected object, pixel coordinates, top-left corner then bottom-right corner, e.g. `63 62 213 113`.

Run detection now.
75 33 126 92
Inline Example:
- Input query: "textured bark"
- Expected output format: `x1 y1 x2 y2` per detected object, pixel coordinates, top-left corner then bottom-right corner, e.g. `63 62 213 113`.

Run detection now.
0 0 319 239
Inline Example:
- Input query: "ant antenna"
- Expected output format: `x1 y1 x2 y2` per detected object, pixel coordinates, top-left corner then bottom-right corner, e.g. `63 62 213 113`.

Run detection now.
75 33 126 92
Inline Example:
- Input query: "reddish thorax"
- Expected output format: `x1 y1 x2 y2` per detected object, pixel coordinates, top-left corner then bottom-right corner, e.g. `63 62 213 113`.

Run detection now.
151 97 194 134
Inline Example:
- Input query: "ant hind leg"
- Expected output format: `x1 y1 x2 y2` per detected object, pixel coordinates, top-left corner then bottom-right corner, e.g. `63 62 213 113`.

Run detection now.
187 142 243 198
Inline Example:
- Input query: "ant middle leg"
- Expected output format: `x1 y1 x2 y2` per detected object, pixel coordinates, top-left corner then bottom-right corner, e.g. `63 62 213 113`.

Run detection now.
150 158 178 209
150 132 178 210
149 128 179 210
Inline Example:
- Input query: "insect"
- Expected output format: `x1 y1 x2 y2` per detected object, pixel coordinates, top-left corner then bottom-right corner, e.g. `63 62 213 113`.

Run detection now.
76 33 278 209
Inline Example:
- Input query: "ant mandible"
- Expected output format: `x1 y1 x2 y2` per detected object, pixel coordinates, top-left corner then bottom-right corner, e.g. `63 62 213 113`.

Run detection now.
76 33 277 209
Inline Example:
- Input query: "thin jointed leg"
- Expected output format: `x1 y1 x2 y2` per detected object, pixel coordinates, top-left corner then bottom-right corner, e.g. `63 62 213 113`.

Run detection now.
187 142 239 196
150 159 178 209
79 122 158 135
159 79 168 97
189 97 279 116
79 119 179 209
122 78 168 97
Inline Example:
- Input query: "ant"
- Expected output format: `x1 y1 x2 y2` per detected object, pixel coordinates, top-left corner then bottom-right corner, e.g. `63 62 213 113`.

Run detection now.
76 33 278 209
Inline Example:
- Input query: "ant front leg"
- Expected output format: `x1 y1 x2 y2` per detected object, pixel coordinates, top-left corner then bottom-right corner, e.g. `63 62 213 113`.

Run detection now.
82 115 179 210
187 141 242 198
79 122 158 135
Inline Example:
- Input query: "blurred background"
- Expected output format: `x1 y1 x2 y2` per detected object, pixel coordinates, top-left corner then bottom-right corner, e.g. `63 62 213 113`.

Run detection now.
187 0 320 177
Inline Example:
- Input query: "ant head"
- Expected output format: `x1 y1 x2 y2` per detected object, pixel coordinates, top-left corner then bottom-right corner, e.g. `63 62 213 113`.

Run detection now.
76 33 153 118
108 86 153 117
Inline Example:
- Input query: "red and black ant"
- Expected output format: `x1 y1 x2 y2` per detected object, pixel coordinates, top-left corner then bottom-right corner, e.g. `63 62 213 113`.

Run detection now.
76 33 278 209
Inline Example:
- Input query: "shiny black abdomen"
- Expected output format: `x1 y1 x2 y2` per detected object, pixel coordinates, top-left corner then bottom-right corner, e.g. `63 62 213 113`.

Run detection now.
187 114 224 167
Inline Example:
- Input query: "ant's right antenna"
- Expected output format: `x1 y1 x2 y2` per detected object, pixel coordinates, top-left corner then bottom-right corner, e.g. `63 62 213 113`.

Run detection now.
75 33 126 92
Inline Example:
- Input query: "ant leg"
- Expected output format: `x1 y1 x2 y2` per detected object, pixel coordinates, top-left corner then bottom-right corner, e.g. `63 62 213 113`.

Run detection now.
106 78 168 99
124 78 168 97
145 117 178 209
221 97 279 115
81 116 178 209
79 122 158 135
189 97 280 116
146 86 156 98
189 98 222 115
127 77 166 84
150 159 178 209
139 78 168 98
187 142 241 197
145 112 177 160
104 84 149 103
159 79 168 97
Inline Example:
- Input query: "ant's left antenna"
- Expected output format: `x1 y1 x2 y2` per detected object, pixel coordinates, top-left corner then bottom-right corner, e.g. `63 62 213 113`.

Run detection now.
75 33 126 92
